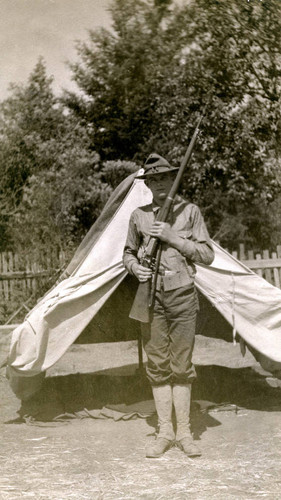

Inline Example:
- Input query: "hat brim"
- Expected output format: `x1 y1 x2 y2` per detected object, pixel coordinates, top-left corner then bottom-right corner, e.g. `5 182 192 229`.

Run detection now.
137 167 179 180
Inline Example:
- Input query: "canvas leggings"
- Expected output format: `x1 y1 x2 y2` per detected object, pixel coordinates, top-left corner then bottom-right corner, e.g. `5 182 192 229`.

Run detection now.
141 286 198 385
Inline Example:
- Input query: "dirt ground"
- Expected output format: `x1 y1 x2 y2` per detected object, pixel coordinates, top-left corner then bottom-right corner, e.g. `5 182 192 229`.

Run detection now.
1 335 281 500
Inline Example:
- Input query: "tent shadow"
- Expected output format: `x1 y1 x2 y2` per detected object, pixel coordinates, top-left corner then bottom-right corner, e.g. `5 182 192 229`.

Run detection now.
193 364 281 411
8 364 281 438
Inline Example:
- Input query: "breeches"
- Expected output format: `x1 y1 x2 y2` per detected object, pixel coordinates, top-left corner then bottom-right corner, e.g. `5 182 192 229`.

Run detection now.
142 286 198 385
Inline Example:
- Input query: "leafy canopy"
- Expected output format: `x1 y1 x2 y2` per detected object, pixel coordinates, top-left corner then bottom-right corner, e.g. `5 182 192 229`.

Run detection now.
0 58 137 253
67 0 281 249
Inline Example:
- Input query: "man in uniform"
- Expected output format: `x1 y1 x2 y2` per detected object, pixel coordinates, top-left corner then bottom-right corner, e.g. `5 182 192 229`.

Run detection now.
123 153 214 458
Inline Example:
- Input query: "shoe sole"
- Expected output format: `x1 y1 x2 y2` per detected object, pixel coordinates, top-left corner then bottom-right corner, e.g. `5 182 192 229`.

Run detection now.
184 452 202 458
146 447 171 458
146 453 165 458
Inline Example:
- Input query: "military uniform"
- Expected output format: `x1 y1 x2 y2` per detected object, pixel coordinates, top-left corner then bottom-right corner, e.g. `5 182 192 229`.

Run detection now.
124 196 213 385
123 154 214 458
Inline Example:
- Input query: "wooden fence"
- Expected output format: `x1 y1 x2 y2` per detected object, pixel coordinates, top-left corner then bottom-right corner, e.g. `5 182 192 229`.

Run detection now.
230 243 281 289
0 248 66 301
1 243 281 315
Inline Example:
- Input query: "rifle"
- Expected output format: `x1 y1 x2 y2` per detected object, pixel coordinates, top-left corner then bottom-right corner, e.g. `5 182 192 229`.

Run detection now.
129 112 205 323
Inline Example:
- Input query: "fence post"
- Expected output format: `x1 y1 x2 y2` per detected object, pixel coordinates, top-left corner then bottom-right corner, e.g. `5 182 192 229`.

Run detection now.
271 251 281 288
255 253 263 278
262 249 272 284
277 246 281 286
239 243 246 260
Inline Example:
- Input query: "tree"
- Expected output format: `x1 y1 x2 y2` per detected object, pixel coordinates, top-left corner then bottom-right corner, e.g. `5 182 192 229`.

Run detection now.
170 0 281 248
0 58 58 247
66 0 281 249
0 59 128 253
65 0 179 159
11 157 138 255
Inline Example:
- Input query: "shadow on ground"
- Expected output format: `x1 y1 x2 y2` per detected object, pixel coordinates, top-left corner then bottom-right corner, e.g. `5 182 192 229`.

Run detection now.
6 363 281 437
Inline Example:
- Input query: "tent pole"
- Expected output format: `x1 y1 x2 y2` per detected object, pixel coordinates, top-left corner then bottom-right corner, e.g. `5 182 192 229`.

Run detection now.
138 331 143 370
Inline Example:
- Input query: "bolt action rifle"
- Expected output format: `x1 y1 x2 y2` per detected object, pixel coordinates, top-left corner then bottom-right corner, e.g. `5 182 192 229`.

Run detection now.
129 112 205 324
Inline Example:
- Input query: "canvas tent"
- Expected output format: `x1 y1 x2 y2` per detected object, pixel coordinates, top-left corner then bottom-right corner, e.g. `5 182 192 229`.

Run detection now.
6 170 281 399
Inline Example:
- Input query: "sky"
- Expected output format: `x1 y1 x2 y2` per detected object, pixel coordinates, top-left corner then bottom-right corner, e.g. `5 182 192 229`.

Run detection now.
0 0 112 100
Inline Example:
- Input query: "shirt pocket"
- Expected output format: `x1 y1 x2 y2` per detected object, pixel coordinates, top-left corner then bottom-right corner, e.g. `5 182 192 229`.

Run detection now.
162 271 194 291
163 248 188 272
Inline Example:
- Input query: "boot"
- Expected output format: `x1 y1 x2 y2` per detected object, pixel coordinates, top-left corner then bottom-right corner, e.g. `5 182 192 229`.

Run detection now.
173 384 201 457
146 384 175 458
145 437 172 458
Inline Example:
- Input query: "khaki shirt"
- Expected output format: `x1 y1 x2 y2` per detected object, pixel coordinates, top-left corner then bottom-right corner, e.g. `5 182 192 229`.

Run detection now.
123 196 214 289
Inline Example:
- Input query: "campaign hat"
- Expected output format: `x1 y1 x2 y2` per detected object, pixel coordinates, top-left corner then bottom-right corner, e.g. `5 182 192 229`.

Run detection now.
137 153 179 179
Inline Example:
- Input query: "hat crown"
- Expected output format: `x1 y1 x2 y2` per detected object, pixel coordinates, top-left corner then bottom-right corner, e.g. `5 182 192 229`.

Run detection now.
145 153 171 169
142 152 177 177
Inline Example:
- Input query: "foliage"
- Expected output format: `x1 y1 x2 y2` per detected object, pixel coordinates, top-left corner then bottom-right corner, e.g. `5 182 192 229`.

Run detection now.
101 160 138 189
0 59 117 253
67 0 281 249
1 1 281 252
11 158 138 253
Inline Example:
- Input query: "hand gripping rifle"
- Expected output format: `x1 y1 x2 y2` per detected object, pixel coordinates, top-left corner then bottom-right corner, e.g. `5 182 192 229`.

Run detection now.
129 111 205 324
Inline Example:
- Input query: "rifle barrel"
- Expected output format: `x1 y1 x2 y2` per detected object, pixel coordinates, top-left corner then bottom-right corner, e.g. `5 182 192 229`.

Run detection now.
129 109 206 323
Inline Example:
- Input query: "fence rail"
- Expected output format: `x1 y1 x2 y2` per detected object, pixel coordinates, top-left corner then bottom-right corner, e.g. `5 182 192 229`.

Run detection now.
230 243 281 289
0 249 66 301
1 244 281 301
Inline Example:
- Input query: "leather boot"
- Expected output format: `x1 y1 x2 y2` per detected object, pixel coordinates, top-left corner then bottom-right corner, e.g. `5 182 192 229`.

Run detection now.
145 437 172 458
173 384 202 457
146 384 175 458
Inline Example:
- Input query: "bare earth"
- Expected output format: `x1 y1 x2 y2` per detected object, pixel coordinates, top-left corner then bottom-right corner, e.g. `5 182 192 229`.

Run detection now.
1 336 281 500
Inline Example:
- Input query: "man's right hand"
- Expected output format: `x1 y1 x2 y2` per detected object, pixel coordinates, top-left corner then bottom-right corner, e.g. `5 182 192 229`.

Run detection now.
132 263 152 282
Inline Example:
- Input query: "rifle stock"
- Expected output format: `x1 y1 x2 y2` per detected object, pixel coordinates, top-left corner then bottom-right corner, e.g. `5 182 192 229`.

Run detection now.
129 244 162 322
129 279 151 323
129 111 206 323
